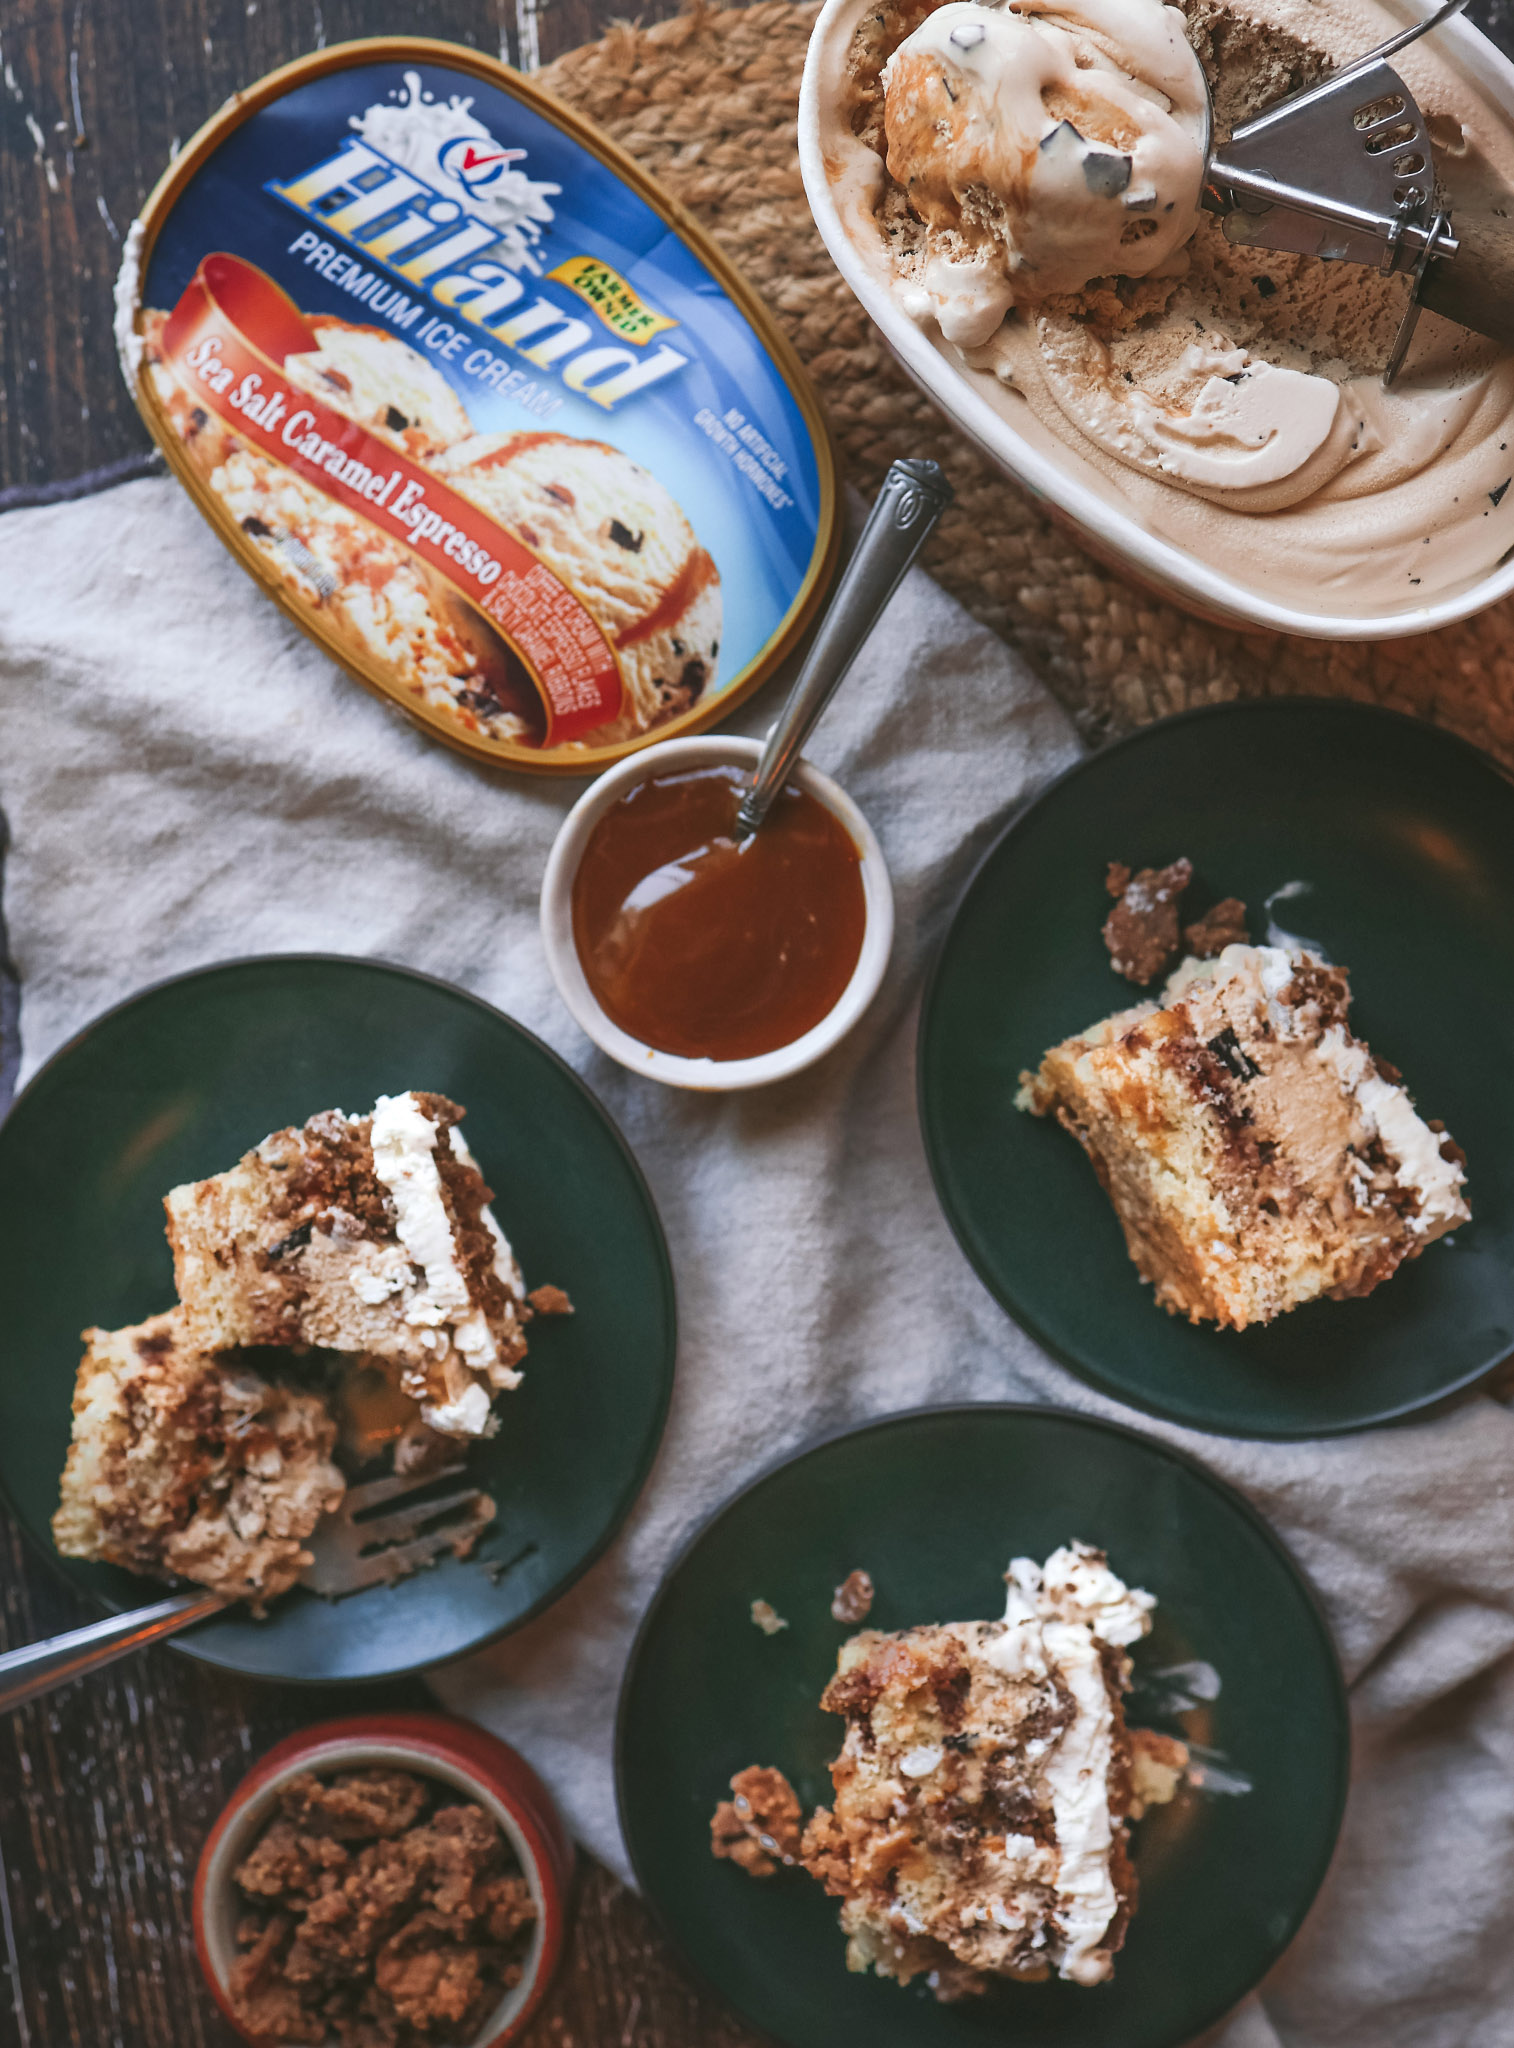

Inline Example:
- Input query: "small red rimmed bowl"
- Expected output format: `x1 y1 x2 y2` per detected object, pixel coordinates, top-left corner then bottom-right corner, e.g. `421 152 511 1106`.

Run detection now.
194 1712 574 2047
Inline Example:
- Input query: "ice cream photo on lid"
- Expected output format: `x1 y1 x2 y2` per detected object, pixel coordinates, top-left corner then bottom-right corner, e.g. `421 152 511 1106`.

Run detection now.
116 38 838 771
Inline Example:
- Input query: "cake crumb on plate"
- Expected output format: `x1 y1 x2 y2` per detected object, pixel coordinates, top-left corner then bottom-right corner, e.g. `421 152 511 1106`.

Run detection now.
830 1569 874 1622
1102 857 1193 985
710 1766 803 1876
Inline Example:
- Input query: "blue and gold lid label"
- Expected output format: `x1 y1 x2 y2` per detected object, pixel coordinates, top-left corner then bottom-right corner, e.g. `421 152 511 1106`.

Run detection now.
126 46 835 769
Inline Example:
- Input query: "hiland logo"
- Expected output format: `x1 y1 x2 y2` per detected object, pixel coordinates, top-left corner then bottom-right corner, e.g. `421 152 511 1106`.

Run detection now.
268 139 689 410
436 136 526 195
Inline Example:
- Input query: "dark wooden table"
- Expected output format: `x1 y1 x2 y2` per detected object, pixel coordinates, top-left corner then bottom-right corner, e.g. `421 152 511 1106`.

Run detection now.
7 3 1514 2045
0 10 767 2045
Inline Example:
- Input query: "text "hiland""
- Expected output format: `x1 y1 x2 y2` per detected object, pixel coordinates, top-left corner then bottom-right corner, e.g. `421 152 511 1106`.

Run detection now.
269 141 689 411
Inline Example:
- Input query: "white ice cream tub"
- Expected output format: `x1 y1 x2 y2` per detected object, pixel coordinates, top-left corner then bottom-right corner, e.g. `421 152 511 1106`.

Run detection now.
799 0 1514 640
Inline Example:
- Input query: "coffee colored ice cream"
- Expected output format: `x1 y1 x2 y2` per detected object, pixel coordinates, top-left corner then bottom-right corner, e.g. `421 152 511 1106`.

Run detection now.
880 0 1208 346
809 0 1514 614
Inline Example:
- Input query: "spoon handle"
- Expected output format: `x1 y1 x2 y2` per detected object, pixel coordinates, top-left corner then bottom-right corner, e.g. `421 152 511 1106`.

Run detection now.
733 458 953 842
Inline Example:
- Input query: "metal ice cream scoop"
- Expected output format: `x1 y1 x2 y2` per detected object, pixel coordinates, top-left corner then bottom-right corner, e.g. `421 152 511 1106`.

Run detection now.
1199 0 1514 381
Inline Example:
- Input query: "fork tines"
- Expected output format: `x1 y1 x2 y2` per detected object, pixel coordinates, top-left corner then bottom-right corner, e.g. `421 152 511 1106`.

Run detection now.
301 1466 497 1596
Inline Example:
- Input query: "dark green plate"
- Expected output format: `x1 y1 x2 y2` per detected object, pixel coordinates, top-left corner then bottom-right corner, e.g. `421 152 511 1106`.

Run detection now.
920 700 1514 1438
0 956 675 1682
618 1405 1347 2048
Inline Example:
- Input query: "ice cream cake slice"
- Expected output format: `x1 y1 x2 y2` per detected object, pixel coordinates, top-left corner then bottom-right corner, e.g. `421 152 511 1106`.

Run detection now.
52 1311 344 1606
798 1544 1175 1998
1018 944 1469 1329
165 1091 551 1437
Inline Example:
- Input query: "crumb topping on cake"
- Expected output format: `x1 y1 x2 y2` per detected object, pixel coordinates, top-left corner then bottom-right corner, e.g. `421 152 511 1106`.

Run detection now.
1020 935 1470 1325
51 1312 344 1606
795 1544 1172 1997
164 1091 561 1438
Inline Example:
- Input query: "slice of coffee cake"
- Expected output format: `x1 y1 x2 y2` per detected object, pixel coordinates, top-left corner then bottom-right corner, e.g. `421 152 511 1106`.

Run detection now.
799 1545 1171 1998
165 1092 546 1437
52 1311 344 1606
1018 944 1469 1329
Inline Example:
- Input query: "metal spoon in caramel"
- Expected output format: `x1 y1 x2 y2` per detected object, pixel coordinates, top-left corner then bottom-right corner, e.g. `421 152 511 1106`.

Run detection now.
570 460 952 1064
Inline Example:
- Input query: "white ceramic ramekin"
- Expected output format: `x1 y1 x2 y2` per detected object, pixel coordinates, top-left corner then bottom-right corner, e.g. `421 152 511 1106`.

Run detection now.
798 0 1514 640
540 735 894 1090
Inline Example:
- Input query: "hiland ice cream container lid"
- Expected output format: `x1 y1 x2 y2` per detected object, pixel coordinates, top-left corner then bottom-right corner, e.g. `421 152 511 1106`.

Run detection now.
117 39 839 772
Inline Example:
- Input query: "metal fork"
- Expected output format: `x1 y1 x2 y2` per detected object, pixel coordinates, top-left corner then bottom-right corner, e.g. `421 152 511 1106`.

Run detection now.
0 1466 495 1714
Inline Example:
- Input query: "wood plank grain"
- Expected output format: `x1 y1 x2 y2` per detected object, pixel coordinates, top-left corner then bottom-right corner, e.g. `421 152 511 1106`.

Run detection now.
0 0 697 493
0 1505 770 2048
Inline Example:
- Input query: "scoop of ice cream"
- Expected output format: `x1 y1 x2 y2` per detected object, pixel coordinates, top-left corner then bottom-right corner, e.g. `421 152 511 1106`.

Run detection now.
881 0 1209 347
815 0 1514 606
284 318 472 458
437 431 722 741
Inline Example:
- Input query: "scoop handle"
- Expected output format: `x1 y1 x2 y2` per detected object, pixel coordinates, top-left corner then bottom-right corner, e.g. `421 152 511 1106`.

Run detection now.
733 459 953 843
1417 212 1514 350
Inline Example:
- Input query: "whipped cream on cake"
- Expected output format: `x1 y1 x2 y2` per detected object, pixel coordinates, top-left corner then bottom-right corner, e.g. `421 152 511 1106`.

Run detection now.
1019 939 1470 1327
164 1090 555 1437
792 1544 1181 1999
52 1311 345 1607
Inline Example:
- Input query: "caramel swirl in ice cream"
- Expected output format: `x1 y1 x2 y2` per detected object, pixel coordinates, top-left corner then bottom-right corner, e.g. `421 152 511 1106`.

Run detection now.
881 0 1208 345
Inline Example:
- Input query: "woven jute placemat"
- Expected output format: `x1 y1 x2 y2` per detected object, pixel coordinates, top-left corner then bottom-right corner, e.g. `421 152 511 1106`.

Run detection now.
541 0 1514 765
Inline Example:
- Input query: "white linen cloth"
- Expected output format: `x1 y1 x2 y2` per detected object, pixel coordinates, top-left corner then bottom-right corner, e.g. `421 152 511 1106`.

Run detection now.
4 475 1514 2048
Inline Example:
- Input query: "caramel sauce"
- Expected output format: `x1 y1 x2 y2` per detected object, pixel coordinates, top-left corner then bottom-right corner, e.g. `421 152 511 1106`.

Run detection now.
571 765 868 1062
333 1361 416 1464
